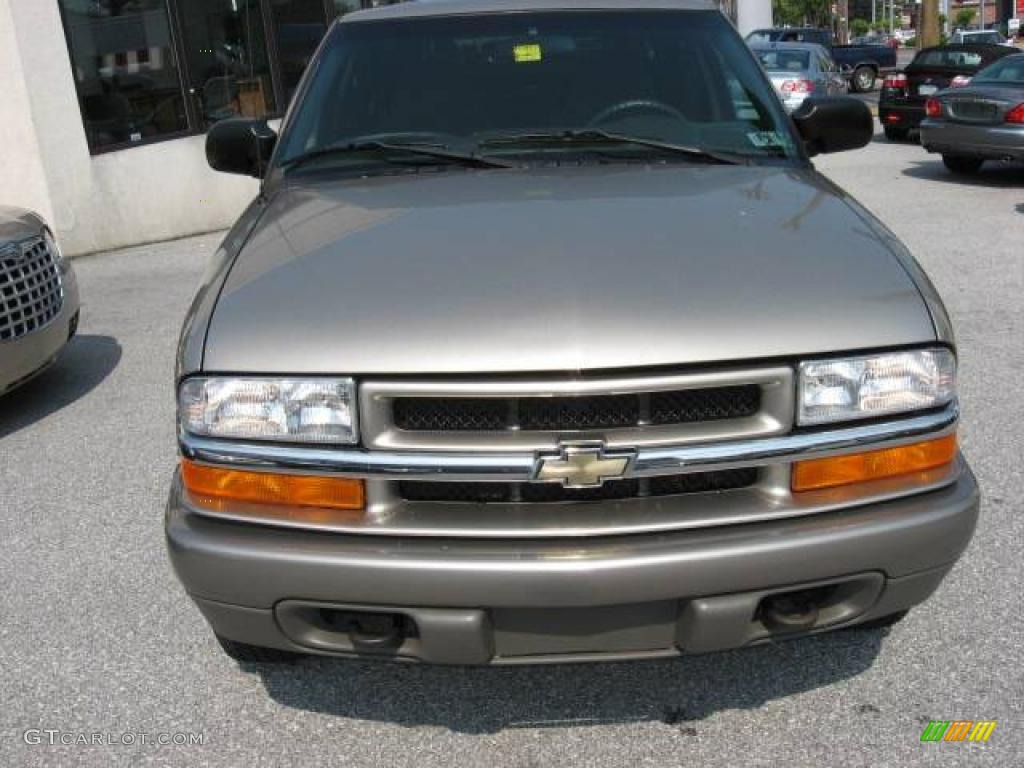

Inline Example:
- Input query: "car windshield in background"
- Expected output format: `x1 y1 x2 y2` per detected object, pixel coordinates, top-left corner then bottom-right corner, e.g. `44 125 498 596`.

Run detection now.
278 10 798 171
954 32 1002 44
974 56 1024 84
755 49 811 71
910 49 984 70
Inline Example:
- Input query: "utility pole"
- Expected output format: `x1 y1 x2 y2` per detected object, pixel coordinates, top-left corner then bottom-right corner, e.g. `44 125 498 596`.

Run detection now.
838 0 849 43
920 0 940 47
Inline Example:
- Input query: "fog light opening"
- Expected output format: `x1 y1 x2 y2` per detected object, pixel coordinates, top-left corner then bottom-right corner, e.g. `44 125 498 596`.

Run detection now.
319 609 415 649
758 586 838 634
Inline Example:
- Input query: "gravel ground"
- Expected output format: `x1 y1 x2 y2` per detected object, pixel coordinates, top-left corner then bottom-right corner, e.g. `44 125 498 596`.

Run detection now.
1 133 1021 767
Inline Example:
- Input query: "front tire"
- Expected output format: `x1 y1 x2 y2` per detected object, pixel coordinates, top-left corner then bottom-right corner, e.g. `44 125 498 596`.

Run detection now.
852 66 876 93
942 155 984 175
883 125 909 141
216 635 304 664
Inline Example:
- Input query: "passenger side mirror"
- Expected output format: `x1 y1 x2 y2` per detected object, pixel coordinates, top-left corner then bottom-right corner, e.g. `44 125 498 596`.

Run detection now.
791 97 873 156
206 118 278 178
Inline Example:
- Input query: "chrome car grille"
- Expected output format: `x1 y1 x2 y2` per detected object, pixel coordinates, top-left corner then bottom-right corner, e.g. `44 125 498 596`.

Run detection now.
360 367 794 452
0 237 63 342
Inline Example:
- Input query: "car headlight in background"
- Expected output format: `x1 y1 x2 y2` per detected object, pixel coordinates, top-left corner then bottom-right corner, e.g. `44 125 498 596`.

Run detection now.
179 377 358 444
798 348 956 426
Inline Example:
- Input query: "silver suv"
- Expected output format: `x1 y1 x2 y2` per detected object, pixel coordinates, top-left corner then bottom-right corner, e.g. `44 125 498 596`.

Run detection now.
168 0 978 665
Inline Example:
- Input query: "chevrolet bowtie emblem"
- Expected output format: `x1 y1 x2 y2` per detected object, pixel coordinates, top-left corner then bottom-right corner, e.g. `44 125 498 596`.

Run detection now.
532 444 636 489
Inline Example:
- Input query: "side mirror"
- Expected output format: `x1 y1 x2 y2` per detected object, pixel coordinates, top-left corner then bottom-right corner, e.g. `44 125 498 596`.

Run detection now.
792 97 873 156
206 118 277 177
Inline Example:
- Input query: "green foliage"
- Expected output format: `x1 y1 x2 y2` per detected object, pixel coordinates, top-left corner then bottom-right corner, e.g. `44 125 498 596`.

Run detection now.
772 0 831 28
954 8 976 29
851 18 870 37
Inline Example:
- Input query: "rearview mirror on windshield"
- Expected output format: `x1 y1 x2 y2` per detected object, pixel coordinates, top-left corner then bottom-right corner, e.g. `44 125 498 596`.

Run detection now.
791 97 873 156
206 118 278 178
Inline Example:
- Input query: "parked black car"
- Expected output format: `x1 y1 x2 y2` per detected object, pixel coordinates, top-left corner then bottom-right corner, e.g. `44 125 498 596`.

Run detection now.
745 27 897 92
879 44 1017 140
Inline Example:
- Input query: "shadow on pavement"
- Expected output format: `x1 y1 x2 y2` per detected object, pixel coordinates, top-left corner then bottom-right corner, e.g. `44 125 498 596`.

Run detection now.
250 631 888 733
0 335 122 439
901 159 1024 189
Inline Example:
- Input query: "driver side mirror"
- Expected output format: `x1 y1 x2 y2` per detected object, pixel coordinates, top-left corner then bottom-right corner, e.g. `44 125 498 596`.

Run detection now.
791 97 873 156
206 118 277 178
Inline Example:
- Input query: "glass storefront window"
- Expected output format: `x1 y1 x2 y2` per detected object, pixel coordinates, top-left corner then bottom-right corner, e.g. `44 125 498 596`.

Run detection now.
176 0 277 126
270 0 330 103
59 0 189 151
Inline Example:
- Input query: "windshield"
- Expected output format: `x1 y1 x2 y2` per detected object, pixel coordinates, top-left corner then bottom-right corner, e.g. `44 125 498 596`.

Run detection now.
754 49 812 71
910 49 986 71
974 55 1024 85
954 32 1001 44
278 10 798 170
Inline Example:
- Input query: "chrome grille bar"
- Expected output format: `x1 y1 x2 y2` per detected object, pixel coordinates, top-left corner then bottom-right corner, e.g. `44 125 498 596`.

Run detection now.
0 237 63 342
180 403 958 482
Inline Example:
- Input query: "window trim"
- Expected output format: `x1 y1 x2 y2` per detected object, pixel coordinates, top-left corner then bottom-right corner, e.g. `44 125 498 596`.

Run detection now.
58 0 365 156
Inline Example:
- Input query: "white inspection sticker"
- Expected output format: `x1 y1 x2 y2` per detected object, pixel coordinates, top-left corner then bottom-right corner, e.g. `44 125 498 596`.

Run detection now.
747 131 788 148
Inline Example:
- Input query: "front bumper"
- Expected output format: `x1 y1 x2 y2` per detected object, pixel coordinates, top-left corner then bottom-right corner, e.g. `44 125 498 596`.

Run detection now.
0 270 80 394
167 462 979 664
920 119 1024 162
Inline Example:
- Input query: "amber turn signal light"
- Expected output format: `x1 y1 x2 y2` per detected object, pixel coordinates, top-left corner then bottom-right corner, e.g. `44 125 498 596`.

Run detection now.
792 435 957 493
181 460 365 512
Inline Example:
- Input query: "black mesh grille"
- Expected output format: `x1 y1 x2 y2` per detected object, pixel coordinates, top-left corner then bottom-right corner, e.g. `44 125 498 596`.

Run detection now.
398 468 757 505
392 398 506 431
520 395 638 430
392 386 760 433
650 386 761 424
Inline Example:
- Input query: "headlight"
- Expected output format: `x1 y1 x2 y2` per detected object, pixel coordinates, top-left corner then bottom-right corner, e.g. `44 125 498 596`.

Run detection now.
179 377 358 444
798 348 956 426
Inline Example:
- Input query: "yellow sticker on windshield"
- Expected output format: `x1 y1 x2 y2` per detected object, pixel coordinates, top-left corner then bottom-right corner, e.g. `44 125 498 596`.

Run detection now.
514 43 542 63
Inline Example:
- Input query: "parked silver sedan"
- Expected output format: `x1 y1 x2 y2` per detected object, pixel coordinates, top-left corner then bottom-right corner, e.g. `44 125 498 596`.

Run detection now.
920 53 1024 174
750 42 848 112
0 207 80 394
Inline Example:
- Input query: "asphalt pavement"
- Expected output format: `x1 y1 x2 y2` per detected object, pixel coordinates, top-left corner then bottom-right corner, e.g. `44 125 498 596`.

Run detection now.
1 133 1021 767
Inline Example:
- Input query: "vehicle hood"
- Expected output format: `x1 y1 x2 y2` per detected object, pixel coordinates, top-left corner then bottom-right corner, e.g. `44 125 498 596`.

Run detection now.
205 165 935 375
0 206 44 242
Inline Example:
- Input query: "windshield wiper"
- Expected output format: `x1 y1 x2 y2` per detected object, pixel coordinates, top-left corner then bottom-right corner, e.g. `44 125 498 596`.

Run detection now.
280 139 515 172
479 129 757 166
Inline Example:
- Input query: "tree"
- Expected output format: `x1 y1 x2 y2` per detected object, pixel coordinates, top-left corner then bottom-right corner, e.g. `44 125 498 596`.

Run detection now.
954 8 976 30
851 18 870 37
773 0 831 27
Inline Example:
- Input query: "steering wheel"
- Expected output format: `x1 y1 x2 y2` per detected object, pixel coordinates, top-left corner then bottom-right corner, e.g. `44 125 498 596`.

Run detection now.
588 99 687 127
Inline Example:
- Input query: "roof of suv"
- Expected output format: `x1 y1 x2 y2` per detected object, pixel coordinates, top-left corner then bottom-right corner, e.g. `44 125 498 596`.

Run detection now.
343 0 717 23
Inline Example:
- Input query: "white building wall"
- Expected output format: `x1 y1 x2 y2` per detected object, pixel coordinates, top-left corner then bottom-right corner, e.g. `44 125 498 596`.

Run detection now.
736 0 774 36
0 0 54 227
0 0 258 257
